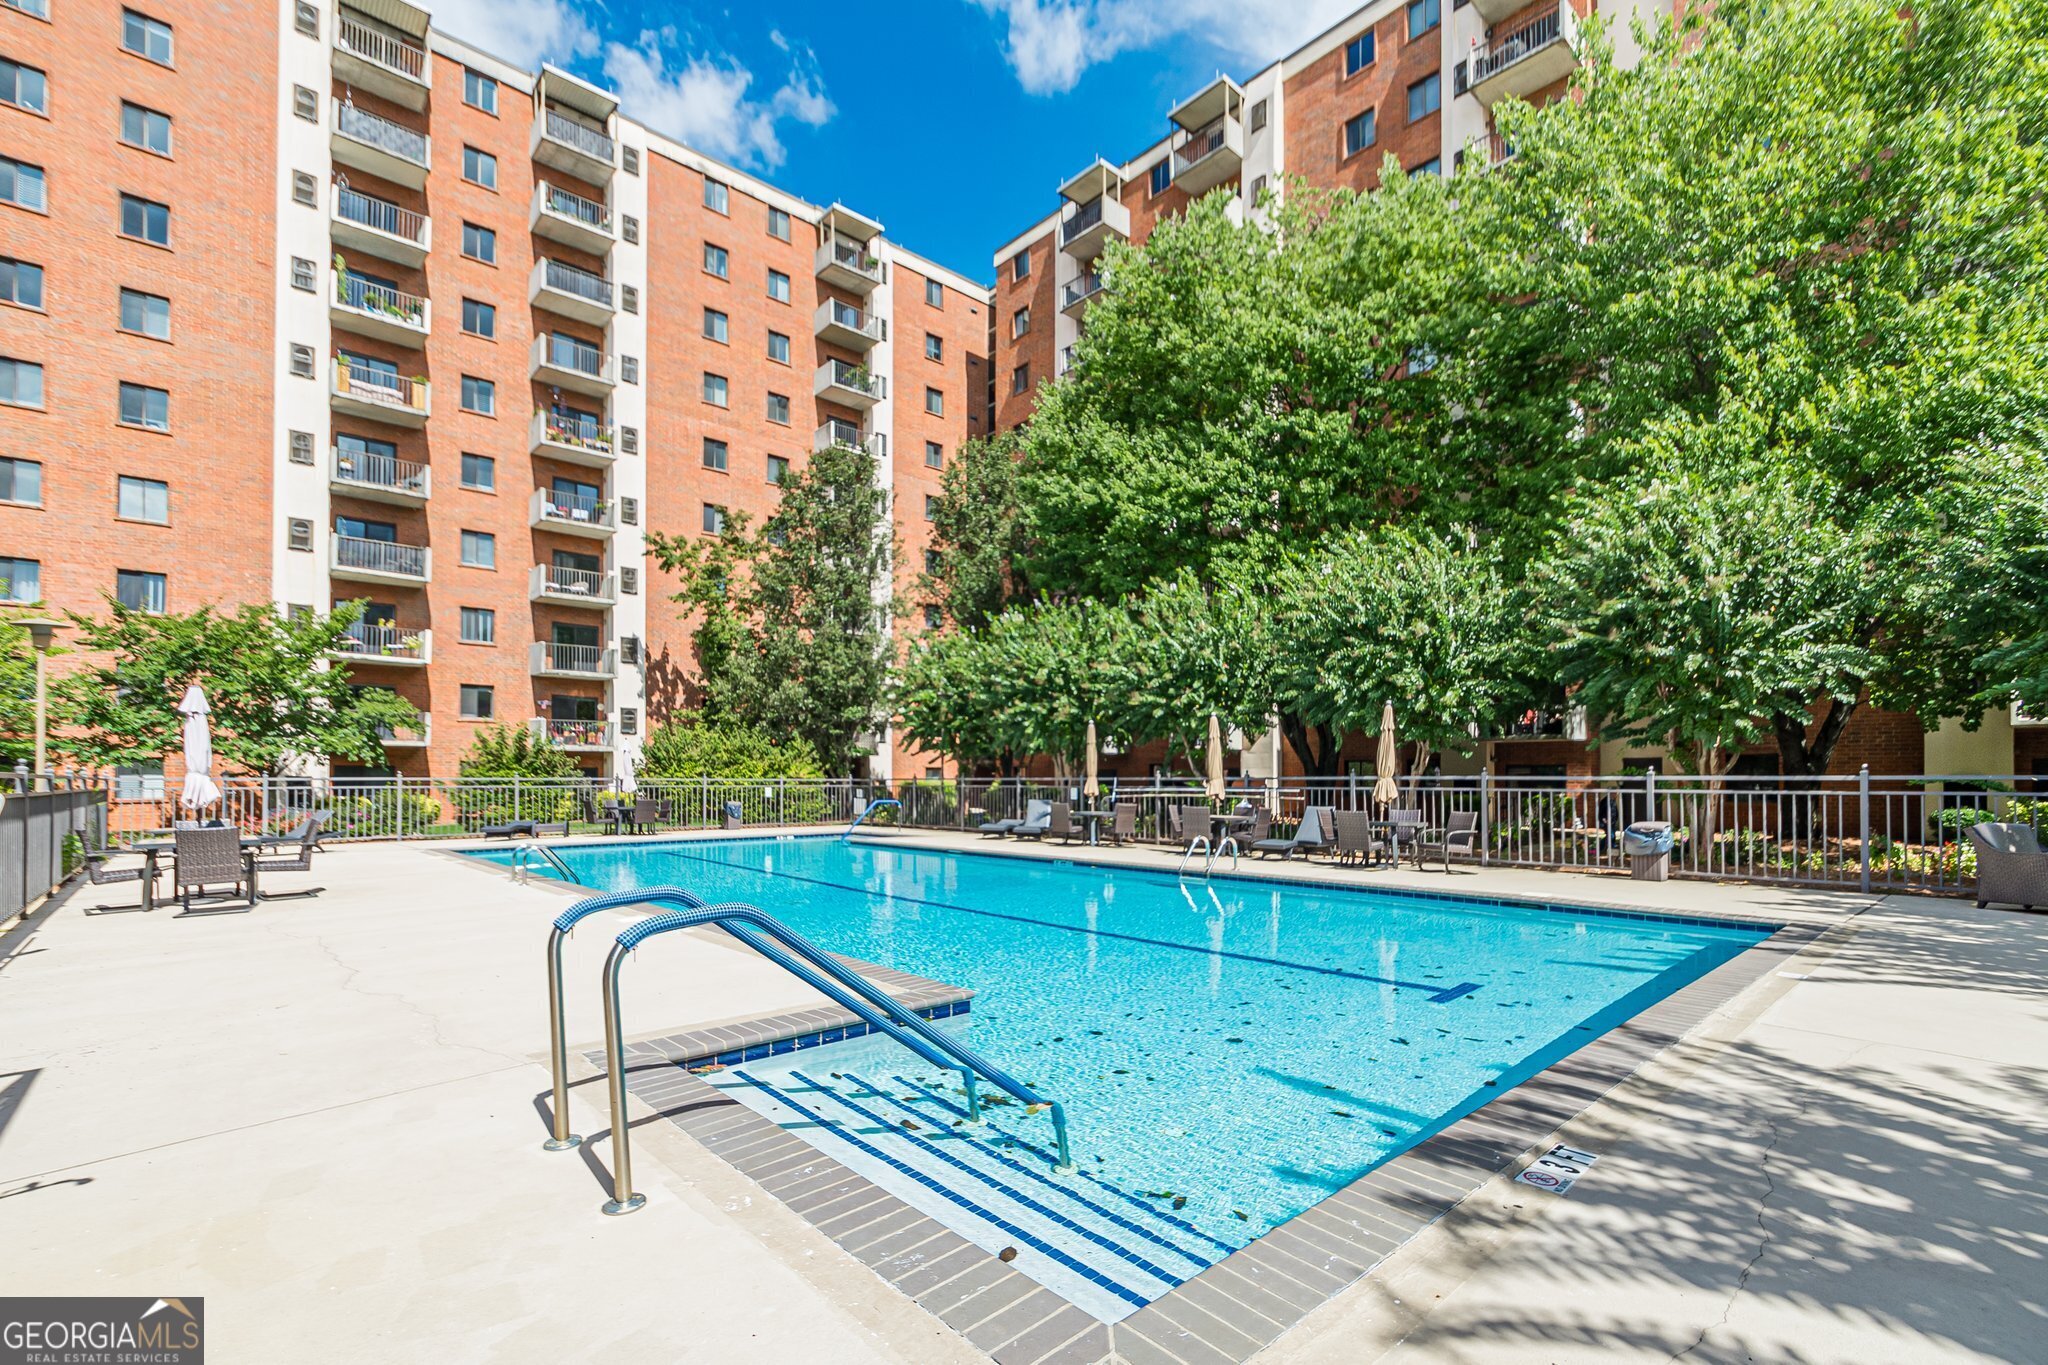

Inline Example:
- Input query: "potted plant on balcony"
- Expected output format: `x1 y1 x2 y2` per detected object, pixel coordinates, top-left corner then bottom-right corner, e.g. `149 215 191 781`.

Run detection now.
844 364 872 393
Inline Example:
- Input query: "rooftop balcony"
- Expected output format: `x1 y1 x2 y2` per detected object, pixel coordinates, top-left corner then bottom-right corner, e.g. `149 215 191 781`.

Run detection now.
1168 77 1245 197
814 358 884 411
814 298 884 351
332 7 429 111
330 624 431 667
330 447 430 507
1061 271 1105 316
529 409 617 469
377 714 431 748
1467 6 1579 108
531 105 615 183
814 418 883 457
528 563 615 606
528 716 613 751
331 357 429 427
1059 193 1130 264
529 487 617 539
816 233 883 294
330 534 430 586
530 334 615 397
530 181 615 255
330 269 429 348
529 641 615 679
331 185 429 268
332 98 430 190
528 257 616 324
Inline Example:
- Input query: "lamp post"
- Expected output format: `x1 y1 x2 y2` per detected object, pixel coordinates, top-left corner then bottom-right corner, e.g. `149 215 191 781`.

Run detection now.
16 617 62 788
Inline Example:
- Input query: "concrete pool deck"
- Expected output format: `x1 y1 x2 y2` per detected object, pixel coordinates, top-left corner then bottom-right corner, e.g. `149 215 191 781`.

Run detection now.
0 829 2040 1363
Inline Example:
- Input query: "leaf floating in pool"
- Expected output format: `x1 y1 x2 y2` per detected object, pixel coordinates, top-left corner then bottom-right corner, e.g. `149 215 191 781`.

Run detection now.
1379 1128 1398 1137
1024 1103 1046 1115
1482 1080 1498 1087
1112 1069 1130 1075
1233 1210 1249 1221
998 1246 1018 1263
1226 1037 1245 1044
830 1072 843 1079
1391 1037 1411 1046
1331 1109 1354 1118
952 1120 965 1128
1087 1029 1105 1036
901 1119 920 1130
1172 1195 1187 1209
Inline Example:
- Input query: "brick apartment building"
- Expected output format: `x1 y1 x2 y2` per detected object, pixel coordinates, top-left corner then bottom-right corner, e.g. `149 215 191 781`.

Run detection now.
987 0 2048 784
0 0 991 786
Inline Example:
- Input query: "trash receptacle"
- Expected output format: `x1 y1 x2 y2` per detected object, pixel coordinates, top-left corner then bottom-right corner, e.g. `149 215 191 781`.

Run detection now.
1622 821 1673 881
722 800 744 831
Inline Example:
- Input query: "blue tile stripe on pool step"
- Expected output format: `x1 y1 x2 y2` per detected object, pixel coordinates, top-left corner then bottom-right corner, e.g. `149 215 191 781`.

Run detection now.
731 1071 1156 1310
841 1071 1218 1274
680 999 971 1069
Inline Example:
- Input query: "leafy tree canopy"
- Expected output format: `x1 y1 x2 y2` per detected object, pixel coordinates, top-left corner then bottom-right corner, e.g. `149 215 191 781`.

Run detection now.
456 722 583 780
637 711 824 781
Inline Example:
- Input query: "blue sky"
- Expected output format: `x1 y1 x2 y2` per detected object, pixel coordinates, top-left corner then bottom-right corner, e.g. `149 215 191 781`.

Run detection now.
430 0 1363 281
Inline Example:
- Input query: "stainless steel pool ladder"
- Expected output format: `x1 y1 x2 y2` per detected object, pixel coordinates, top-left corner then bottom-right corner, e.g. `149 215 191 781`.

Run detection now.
541 885 1077 1217
1177 835 1239 879
842 797 901 840
513 841 581 886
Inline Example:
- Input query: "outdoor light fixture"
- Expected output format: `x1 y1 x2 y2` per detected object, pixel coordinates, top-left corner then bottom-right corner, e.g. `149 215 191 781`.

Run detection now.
15 616 64 784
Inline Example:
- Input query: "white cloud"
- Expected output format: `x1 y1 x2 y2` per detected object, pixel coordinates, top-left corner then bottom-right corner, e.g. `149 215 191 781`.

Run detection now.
602 30 835 170
971 0 1365 95
430 0 598 70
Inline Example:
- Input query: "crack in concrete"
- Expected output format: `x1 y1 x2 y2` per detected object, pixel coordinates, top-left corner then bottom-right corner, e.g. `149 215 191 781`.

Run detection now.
1668 1102 1804 1363
291 924 527 1068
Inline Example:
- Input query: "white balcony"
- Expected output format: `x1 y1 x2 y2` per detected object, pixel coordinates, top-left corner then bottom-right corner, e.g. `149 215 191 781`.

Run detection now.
530 181 616 255
378 715 432 748
530 105 616 183
329 624 431 667
330 534 430 586
528 257 616 324
530 335 615 396
814 298 884 351
1469 0 1528 20
331 186 429 268
814 358 884 411
1168 76 1245 197
816 234 883 294
331 358 429 427
332 7 430 111
529 487 617 539
814 418 882 457
528 717 614 750
529 641 615 679
528 563 616 606
330 269 429 348
1059 190 1130 264
529 409 617 469
330 448 430 507
332 98 430 190
1060 272 1105 316
1468 6 1579 108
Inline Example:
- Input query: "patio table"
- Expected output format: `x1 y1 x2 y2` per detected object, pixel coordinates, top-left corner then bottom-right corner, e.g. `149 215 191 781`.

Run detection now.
1072 808 1112 846
129 834 296 911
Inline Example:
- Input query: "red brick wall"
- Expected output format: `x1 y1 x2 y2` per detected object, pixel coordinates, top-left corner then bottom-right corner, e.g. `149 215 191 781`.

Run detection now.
991 232 1057 431
1285 8 1443 193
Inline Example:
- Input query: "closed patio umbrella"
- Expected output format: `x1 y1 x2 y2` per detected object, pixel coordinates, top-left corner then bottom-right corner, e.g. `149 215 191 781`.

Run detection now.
1373 701 1399 811
1083 719 1100 799
1205 713 1226 802
177 685 222 813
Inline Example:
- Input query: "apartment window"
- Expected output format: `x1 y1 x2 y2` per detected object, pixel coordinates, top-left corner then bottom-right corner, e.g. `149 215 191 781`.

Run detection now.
621 707 638 737
765 392 789 425
620 355 638 384
925 387 944 416
702 504 726 534
623 214 640 244
703 307 728 343
702 437 728 472
1249 98 1269 132
926 278 943 308
0 156 45 212
1407 0 1440 39
115 569 166 613
1011 251 1030 281
703 178 728 214
118 288 170 339
462 146 497 190
293 2 317 37
1412 156 1443 176
1346 31 1378 76
462 68 498 114
924 605 942 630
460 376 494 415
459 529 495 568
1011 364 1030 396
0 57 47 114
0 556 39 602
766 269 790 303
1150 161 1171 195
767 205 790 240
0 457 41 505
120 193 170 246
766 331 790 364
0 256 42 309
113 762 166 800
925 333 943 362
461 298 495 338
1 356 44 407
459 685 494 720
122 9 173 65
621 284 638 313
1345 109 1377 157
924 494 938 521
292 171 316 206
1249 174 1268 201
289 256 316 291
703 243 728 278
459 607 495 644
120 103 172 156
925 441 943 469
461 222 496 263
459 452 494 490
621 146 639 175
702 373 728 407
117 381 167 429
766 454 788 485
923 549 940 574
1408 72 1441 122
1012 306 1030 338
116 474 168 523
293 85 317 121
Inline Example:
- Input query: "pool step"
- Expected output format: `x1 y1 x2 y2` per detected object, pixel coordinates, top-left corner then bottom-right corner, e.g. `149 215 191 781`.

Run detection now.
708 1063 1229 1322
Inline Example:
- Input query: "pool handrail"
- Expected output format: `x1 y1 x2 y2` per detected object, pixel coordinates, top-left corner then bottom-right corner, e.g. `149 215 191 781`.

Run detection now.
514 840 581 886
589 886 1076 1215
842 797 901 840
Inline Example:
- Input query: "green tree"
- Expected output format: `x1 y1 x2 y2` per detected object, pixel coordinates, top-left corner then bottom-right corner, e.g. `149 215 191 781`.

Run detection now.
55 600 418 774
648 439 897 773
0 618 40 767
637 711 824 780
921 431 1031 628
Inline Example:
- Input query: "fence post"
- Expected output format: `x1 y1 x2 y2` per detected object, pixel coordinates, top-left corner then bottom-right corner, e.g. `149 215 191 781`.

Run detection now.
1858 764 1872 894
1478 767 1491 867
513 773 522 822
1644 767 1657 822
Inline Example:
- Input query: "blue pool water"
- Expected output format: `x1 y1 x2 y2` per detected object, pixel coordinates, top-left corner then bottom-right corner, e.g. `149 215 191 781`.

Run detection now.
477 836 1770 1248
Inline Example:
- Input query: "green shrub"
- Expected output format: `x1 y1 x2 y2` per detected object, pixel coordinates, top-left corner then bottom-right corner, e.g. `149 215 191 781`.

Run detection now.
637 711 826 781
447 724 582 828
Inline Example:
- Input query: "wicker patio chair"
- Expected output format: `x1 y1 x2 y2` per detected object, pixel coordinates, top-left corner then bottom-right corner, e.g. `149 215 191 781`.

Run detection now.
82 843 158 912
171 826 252 915
249 811 329 900
1109 802 1138 845
1970 822 2048 910
1045 802 1079 844
1418 810 1481 872
1331 810 1382 867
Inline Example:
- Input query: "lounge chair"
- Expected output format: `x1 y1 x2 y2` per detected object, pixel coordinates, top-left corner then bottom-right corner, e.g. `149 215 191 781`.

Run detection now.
978 799 1035 837
1108 802 1137 845
1240 808 1272 847
1418 810 1481 872
1331 810 1382 867
249 811 329 900
171 825 253 916
1008 799 1054 839
1970 822 2048 910
1252 806 1335 860
83 842 158 912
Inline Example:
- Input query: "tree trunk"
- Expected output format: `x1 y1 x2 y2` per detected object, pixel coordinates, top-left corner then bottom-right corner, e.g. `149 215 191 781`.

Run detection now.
1773 692 1860 838
1279 714 1344 779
